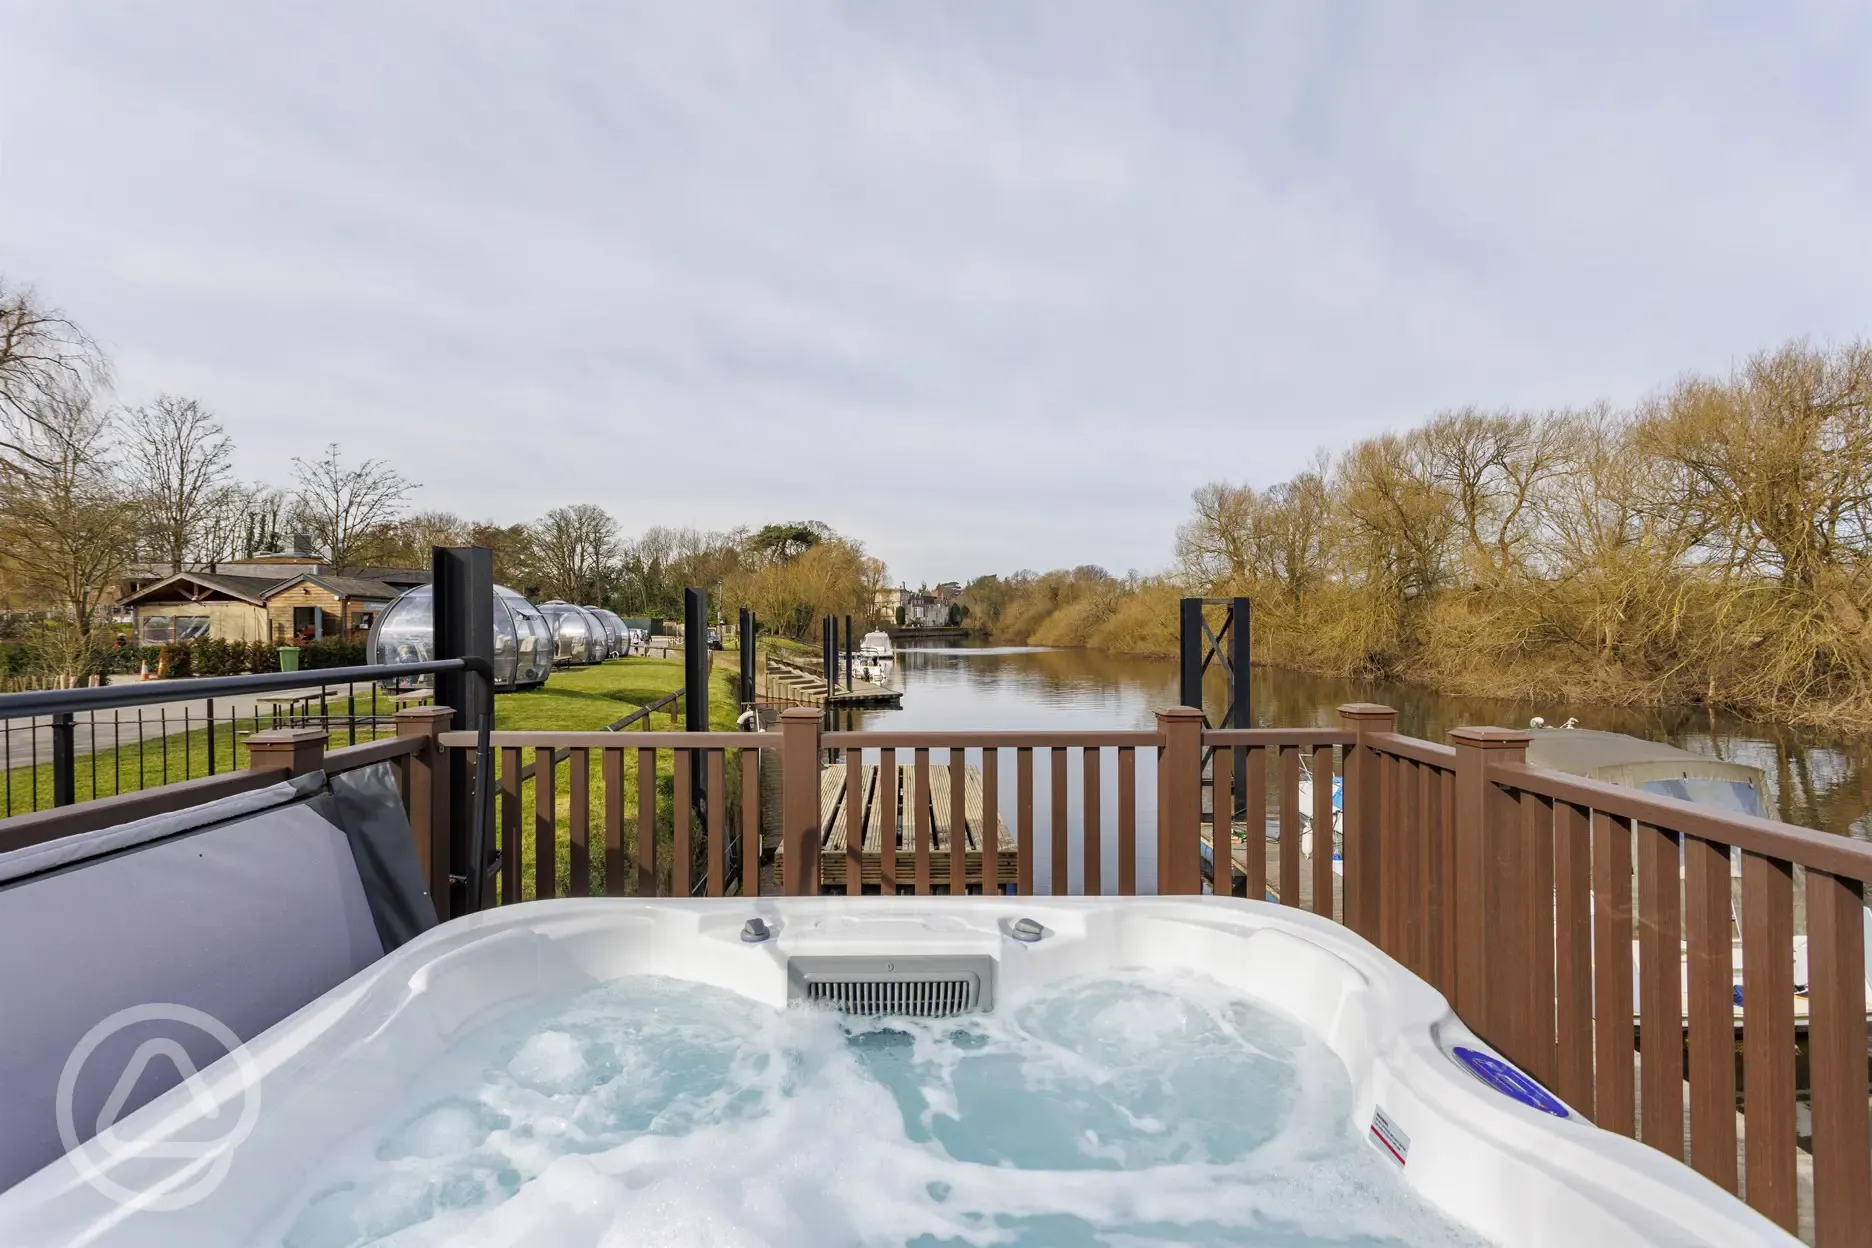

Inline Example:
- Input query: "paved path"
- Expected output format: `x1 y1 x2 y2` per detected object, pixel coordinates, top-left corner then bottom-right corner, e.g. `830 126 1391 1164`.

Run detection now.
1 679 407 767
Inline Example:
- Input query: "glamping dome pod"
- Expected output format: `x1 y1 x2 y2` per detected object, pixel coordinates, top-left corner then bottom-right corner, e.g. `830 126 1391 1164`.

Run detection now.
365 583 553 693
499 587 555 688
591 608 629 658
538 601 607 666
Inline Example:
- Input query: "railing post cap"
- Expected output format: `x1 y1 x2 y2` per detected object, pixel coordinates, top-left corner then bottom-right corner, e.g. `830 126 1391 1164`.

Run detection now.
1154 705 1206 722
246 727 330 746
779 706 824 724
394 705 454 723
1337 703 1397 721
1448 725 1534 749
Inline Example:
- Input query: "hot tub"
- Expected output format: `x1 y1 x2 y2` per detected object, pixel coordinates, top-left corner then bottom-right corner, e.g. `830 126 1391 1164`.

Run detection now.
0 897 1792 1247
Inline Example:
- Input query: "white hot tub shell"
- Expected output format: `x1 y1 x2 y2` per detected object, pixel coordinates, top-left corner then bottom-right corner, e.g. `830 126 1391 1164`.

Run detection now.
0 897 1795 1247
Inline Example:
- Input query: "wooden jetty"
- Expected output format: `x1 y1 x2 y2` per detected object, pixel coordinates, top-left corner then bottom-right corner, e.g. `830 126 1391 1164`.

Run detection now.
774 762 1014 892
762 658 902 708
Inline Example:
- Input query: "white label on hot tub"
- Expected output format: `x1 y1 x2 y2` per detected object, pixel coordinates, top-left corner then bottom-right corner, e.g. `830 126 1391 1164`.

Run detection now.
1370 1106 1410 1167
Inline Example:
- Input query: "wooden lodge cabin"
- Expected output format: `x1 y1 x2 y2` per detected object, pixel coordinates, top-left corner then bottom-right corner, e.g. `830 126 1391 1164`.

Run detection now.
119 558 429 647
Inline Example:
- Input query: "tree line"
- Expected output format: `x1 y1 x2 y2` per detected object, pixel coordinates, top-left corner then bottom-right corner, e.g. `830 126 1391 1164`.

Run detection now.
963 338 1872 728
0 278 887 667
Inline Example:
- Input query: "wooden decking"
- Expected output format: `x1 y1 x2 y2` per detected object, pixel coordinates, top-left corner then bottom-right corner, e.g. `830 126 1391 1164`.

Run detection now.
777 762 1014 891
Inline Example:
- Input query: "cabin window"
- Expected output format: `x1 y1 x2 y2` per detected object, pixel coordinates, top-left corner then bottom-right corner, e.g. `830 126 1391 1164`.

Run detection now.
175 616 212 640
141 615 173 644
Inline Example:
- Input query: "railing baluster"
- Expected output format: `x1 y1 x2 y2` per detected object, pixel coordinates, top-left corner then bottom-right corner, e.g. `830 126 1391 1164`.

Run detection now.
914 748 932 895
739 749 760 897
500 746 522 905
1050 746 1069 895
1311 744 1334 921
636 747 657 896
534 745 557 901
879 747 898 893
1524 789 1557 1092
1553 801 1594 1116
1016 747 1033 895
1278 745 1299 908
603 748 625 897
1592 809 1636 1135
568 748 590 898
672 749 692 896
1244 746 1266 902
1806 867 1872 1243
1211 742 1233 897
1117 746 1136 896
1636 820 1683 1158
707 749 726 897
1683 832 1736 1192
1740 849 1796 1230
845 749 864 896
1083 747 1101 897
982 748 1000 895
949 748 967 896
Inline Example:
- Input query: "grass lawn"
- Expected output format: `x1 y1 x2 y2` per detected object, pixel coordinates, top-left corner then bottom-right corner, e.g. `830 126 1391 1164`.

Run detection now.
492 657 753 900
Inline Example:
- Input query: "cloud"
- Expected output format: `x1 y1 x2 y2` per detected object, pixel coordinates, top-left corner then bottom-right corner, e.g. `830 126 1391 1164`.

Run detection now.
2 0 1866 583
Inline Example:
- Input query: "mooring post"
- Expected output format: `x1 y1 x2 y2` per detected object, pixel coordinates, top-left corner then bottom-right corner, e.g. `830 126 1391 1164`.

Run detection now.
844 613 854 690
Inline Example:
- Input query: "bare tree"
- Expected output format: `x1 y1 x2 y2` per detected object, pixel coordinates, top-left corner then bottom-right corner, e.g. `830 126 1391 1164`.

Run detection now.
0 280 109 471
526 504 620 602
123 395 241 573
0 387 138 635
288 443 417 570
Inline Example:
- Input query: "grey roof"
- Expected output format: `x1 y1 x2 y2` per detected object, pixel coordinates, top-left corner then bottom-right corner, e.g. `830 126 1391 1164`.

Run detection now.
350 566 430 587
1525 729 1763 789
121 572 287 607
272 573 400 601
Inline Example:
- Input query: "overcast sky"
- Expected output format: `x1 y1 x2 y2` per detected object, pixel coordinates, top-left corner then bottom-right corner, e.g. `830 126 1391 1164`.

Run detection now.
3 2 1866 585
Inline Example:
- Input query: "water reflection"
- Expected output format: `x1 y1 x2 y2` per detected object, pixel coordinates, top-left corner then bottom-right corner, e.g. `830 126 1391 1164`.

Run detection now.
856 642 1870 842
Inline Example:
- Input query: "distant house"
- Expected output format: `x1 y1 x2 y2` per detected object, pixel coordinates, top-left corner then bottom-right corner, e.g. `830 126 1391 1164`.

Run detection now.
118 572 289 645
119 560 430 646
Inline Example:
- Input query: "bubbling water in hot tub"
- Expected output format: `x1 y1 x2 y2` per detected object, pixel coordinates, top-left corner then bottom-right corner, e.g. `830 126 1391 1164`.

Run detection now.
271 970 1488 1247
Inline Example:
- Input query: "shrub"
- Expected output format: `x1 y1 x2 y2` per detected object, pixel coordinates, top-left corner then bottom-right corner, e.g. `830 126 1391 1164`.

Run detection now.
158 643 191 679
301 638 366 669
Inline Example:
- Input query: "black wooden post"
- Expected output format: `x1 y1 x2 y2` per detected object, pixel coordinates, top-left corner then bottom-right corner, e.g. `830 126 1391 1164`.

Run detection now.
434 545 493 916
822 615 835 699
738 607 755 705
1229 597 1252 729
684 587 708 733
844 614 854 690
1178 597 1204 712
1229 596 1251 820
51 712 75 806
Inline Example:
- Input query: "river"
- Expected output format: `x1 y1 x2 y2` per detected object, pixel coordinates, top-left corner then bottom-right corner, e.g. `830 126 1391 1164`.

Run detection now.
844 643 1872 862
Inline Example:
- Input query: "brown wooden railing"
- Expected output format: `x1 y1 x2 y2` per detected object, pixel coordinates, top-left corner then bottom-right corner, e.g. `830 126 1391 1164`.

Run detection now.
6 697 1870 1241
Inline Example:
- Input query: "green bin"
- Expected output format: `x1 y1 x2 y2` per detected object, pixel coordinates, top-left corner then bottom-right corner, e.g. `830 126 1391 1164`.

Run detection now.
277 646 301 673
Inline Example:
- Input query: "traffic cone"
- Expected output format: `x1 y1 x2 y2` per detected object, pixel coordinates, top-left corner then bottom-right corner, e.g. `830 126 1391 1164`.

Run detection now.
139 659 151 680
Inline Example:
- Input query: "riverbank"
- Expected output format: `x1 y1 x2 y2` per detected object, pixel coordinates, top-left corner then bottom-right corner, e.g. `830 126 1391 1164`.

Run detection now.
966 578 1872 734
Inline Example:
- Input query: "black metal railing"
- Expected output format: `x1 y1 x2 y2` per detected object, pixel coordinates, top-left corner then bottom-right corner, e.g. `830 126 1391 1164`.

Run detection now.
0 661 490 817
